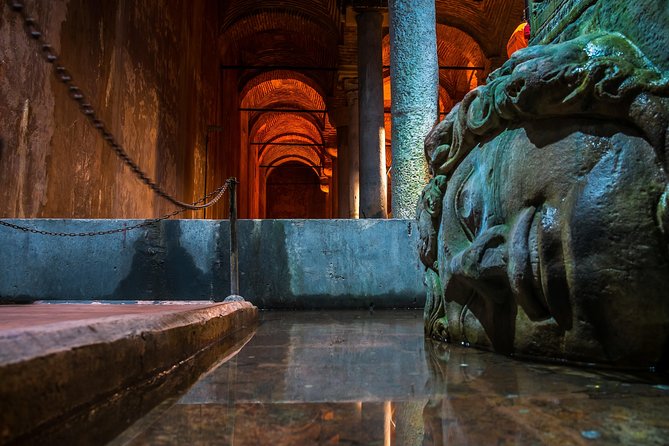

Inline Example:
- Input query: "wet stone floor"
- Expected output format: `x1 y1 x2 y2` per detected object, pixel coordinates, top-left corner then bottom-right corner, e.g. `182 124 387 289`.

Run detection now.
110 310 669 445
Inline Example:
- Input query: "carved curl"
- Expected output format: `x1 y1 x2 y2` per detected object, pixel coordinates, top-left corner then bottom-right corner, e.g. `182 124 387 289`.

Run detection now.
419 32 669 271
416 175 447 272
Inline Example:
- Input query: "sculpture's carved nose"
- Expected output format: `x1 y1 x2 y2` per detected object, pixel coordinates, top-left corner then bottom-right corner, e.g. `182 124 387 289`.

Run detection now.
448 225 509 304
449 225 508 280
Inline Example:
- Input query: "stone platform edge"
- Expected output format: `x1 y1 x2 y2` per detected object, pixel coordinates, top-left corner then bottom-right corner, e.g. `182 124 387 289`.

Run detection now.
0 301 258 445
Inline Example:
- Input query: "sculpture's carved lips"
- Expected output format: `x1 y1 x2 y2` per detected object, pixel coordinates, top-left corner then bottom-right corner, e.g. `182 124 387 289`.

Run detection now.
445 204 569 327
507 204 573 329
508 206 551 321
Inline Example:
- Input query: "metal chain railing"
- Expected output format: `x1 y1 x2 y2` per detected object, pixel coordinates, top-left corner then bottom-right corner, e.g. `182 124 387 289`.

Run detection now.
6 0 230 211
0 178 235 237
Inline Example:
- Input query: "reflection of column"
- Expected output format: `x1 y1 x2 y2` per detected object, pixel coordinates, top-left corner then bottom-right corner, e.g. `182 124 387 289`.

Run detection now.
384 400 392 446
388 0 438 218
346 86 360 218
357 9 387 218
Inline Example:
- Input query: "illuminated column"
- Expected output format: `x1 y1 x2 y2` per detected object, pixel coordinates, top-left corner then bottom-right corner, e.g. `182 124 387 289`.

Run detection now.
388 0 438 218
331 89 360 219
347 86 361 218
336 125 351 217
356 8 387 218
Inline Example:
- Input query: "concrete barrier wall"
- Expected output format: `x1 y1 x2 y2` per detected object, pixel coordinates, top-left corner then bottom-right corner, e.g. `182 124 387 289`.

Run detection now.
0 219 425 309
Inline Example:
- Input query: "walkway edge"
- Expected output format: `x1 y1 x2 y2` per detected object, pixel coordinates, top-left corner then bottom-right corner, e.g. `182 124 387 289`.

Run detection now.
0 301 258 445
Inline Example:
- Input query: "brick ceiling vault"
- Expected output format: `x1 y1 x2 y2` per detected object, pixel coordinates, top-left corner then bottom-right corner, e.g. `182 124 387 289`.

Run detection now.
252 114 324 152
219 1 341 180
434 0 525 58
242 77 331 179
217 0 524 195
219 0 340 94
436 24 487 104
220 0 525 114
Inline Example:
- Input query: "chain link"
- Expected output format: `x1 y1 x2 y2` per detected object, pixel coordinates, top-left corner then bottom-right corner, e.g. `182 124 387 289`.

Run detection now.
8 0 230 211
0 179 233 236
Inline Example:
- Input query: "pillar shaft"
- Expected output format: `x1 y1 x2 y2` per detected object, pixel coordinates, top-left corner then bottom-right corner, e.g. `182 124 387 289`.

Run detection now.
337 126 351 218
388 0 438 218
357 10 387 218
347 91 361 218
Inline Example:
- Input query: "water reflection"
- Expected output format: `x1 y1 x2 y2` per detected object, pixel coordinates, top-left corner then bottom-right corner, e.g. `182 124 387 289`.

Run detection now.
422 338 669 445
110 311 669 445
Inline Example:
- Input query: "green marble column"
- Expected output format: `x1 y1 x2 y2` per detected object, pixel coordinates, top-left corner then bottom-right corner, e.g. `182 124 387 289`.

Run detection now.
388 0 438 218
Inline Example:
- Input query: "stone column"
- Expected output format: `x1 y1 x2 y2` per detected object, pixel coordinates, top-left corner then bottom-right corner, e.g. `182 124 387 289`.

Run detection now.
356 9 387 218
330 95 359 218
347 87 361 218
336 125 351 218
388 0 438 218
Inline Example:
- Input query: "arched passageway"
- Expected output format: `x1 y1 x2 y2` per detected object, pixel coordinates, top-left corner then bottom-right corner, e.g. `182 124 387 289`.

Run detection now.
0 0 525 220
265 161 328 218
240 76 334 218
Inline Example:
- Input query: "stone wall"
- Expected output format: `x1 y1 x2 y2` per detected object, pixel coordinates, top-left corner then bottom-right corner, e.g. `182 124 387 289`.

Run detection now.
0 219 425 308
0 0 221 219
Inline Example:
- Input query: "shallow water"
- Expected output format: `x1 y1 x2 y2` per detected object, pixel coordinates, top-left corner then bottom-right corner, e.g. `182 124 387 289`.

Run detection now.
110 310 669 445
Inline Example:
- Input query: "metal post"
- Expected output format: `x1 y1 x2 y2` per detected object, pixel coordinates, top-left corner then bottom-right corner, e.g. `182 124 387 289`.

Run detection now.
225 178 244 302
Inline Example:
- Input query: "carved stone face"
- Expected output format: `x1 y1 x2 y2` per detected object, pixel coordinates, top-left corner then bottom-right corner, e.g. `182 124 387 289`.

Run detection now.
438 118 669 365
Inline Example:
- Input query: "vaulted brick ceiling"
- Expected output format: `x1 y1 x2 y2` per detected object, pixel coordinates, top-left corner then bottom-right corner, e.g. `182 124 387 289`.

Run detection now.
221 0 524 175
242 77 331 179
219 0 341 96
435 0 525 58
436 24 487 103
221 0 524 94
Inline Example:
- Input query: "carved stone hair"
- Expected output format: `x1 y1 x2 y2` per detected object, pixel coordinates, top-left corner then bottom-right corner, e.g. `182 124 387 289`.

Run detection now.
417 32 669 271
424 32 669 179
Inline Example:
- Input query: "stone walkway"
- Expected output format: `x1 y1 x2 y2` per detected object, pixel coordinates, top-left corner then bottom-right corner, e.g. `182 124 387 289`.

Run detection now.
0 302 217 331
0 301 258 445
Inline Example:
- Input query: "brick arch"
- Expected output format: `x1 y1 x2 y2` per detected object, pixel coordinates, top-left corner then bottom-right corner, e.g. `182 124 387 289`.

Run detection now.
263 154 322 180
242 78 325 110
435 0 525 58
263 157 328 218
220 1 339 38
257 132 324 174
242 78 328 135
251 113 323 145
240 70 326 102
436 24 487 103
250 111 325 143
219 8 339 94
255 132 323 158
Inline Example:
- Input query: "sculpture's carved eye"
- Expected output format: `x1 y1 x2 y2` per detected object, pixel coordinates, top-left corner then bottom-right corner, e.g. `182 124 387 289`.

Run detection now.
455 170 483 242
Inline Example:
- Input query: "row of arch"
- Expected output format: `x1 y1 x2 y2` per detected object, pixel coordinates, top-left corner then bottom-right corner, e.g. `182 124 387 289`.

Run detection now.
210 1 523 218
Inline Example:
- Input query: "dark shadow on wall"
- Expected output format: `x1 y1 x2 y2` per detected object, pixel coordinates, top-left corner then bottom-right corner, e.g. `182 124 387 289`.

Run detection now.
113 221 210 300
235 220 292 308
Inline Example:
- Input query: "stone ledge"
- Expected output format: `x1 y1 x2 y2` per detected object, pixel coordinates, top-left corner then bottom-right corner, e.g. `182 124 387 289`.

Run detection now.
0 219 425 308
0 301 258 445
